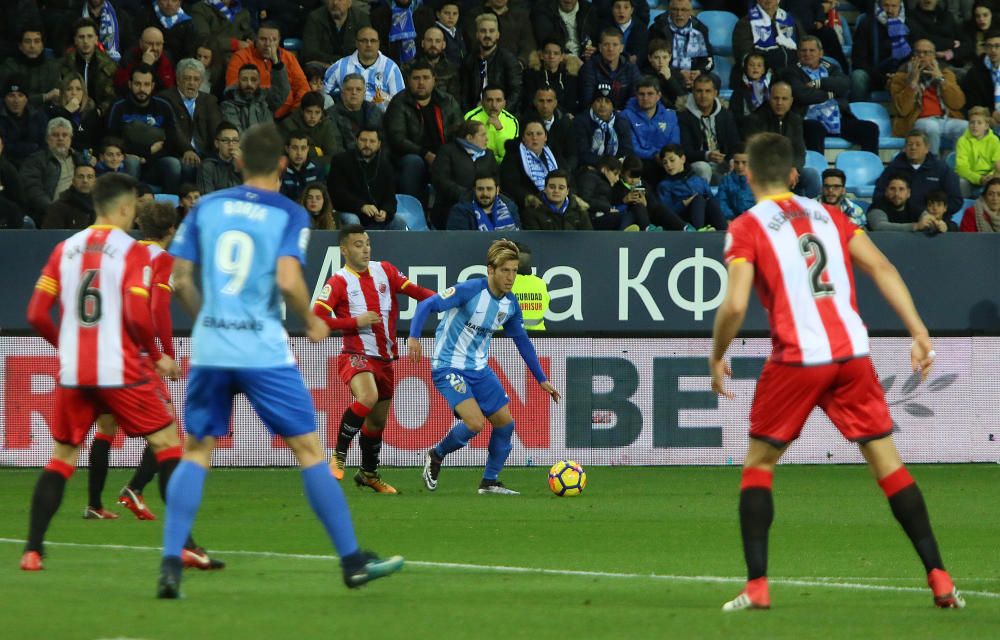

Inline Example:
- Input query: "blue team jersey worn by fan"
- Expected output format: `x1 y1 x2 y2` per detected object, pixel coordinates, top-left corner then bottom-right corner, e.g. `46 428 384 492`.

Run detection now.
432 278 525 371
170 185 310 368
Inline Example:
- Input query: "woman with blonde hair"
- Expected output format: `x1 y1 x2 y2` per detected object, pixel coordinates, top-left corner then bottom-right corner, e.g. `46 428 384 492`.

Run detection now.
46 72 101 155
298 183 337 230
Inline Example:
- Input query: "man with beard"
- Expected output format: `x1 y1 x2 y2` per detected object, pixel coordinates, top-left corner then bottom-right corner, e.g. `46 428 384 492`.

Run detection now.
868 174 937 232
461 13 523 111
304 0 373 66
328 127 406 230
463 0 537 66
418 26 461 100
81 0 136 63
61 18 119 116
43 163 96 229
447 172 521 230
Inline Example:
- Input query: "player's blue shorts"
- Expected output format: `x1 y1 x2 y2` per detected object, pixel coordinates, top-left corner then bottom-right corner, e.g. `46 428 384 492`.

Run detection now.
432 367 510 417
185 365 316 440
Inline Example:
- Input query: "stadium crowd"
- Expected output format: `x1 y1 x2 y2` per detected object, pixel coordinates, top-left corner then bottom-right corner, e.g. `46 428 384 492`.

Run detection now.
1 0 999 233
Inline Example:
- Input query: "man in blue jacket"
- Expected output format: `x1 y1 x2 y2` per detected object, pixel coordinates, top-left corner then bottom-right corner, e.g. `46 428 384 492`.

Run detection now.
621 77 679 165
447 173 521 230
874 130 963 216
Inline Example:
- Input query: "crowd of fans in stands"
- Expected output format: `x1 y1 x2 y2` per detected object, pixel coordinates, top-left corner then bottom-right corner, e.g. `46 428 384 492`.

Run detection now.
0 0 998 232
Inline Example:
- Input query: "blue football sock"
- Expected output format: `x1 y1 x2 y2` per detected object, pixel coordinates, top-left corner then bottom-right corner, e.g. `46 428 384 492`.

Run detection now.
434 422 477 458
162 461 207 559
301 462 359 559
483 422 515 481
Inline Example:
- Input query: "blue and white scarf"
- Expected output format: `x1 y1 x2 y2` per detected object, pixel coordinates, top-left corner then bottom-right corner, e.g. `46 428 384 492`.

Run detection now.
749 3 796 51
800 64 841 134
744 69 771 111
389 0 419 64
473 196 518 231
519 142 558 193
457 137 487 162
985 55 1000 112
544 195 570 216
85 1 121 62
589 110 619 157
669 19 709 71
876 4 910 61
209 0 241 23
154 2 192 29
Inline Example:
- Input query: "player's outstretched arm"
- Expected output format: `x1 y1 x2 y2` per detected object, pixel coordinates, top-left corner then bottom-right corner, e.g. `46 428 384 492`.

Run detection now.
277 256 329 343
510 333 560 403
848 232 935 378
26 286 59 348
171 257 202 318
710 260 754 399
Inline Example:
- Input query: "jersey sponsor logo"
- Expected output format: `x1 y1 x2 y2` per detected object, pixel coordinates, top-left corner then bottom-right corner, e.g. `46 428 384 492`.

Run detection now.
446 372 467 394
320 283 332 300
350 354 368 369
440 287 456 299
202 316 264 331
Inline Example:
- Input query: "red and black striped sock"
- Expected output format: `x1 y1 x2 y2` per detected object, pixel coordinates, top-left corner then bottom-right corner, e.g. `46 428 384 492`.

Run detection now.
739 468 774 581
880 467 944 574
87 432 114 510
359 426 382 473
337 402 370 456
26 460 74 554
127 444 159 494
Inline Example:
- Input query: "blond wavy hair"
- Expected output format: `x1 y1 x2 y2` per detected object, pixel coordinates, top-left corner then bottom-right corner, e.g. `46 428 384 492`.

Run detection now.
486 239 520 269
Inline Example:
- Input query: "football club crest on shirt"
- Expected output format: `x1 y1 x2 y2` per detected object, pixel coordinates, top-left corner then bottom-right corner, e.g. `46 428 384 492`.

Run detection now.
658 122 666 131
496 311 507 325
320 284 332 300
447 372 467 393
379 283 387 294
440 287 456 299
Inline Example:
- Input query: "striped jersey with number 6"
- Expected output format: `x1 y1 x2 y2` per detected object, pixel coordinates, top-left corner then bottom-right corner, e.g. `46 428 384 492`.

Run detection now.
723 194 869 365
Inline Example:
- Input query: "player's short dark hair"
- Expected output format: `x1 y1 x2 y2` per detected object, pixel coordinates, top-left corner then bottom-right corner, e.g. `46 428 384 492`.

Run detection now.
693 73 719 91
19 24 43 41
985 30 1000 42
732 142 746 155
339 223 367 245
240 123 285 176
454 119 484 139
822 168 846 184
540 38 564 52
746 132 794 188
482 85 505 98
406 58 434 77
926 190 947 205
301 91 325 111
137 200 177 240
258 21 281 36
545 169 570 185
178 182 199 197
905 129 929 144
92 173 138 216
474 172 498 186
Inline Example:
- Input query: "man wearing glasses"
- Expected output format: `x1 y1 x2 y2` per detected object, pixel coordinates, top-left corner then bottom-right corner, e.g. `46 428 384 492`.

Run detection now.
888 38 966 155
197 123 242 194
818 168 866 228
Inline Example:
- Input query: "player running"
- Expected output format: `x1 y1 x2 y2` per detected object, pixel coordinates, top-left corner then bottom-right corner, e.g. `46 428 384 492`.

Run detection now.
313 225 434 493
711 132 964 611
158 123 403 599
408 239 560 495
22 174 186 571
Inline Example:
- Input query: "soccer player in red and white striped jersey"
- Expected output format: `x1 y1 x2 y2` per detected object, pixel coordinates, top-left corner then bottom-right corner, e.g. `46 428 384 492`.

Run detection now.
711 133 964 611
312 225 435 492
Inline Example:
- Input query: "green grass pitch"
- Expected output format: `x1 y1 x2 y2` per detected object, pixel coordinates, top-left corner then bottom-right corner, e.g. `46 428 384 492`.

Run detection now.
0 465 997 639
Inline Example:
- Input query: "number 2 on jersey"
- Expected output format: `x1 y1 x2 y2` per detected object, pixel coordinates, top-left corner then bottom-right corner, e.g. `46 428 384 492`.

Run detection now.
798 233 835 297
215 230 254 295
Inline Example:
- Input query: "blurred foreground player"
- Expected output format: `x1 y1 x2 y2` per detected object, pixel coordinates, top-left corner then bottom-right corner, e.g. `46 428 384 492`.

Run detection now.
710 132 965 611
159 123 403 599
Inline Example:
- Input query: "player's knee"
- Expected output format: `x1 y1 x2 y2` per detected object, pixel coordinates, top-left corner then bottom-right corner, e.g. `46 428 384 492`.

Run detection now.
95 414 118 436
356 391 378 409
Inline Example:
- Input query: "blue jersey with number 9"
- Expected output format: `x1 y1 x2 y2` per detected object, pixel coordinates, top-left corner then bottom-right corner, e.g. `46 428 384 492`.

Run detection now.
170 186 310 368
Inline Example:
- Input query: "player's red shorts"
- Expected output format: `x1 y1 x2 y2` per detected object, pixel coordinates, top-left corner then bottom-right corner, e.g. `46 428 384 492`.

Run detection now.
53 377 174 446
337 353 395 399
749 356 893 446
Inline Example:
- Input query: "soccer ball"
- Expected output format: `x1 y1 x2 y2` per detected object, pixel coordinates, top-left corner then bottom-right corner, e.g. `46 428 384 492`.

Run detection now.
548 460 587 497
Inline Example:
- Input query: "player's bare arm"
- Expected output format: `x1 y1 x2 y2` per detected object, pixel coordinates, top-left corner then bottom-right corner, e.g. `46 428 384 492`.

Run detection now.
407 337 422 363
171 258 202 317
276 256 329 343
848 232 935 379
710 260 754 400
539 381 561 403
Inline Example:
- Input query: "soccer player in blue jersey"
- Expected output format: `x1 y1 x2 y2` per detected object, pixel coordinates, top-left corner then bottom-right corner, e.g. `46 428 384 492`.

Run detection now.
407 239 560 495
157 123 403 599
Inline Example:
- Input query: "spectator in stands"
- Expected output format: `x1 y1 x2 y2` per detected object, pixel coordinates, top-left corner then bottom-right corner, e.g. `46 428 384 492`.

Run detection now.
299 183 339 230
522 85 578 172
908 0 971 69
818 167 867 228
461 13 523 111
21 118 82 223
875 129 963 215
954 107 1000 197
304 63 336 111
656 143 726 231
221 63 290 133
94 137 132 177
0 27 62 112
889 39 966 155
868 174 935 231
783 36 879 154
430 120 497 229
640 39 687 109
107 64 183 194
433 1 466 66
574 92 633 168
622 76 680 167
715 145 755 221
195 38 227 99
960 176 1000 231
115 27 176 93
532 0 599 61
499 119 562 210
419 26 462 100
61 18 118 117
522 169 593 230
327 73 384 151
466 86 520 164
728 52 772 128
783 0 848 71
81 0 135 63
579 28 642 110
161 58 223 182
0 134 26 228
733 0 804 83
447 172 521 230
963 0 994 60
850 0 911 102
0 77 48 167
197 122 242 193
961 30 1000 122
576 155 648 230
142 0 198 60
617 153 681 229
280 132 324 201
384 59 462 204
649 0 714 90
279 92 346 170
226 22 309 119
329 127 406 229
598 0 648 66
370 0 433 65
42 163 96 229
742 81 820 197
46 74 101 156
323 27 405 113
678 74 742 184
524 39 581 116
189 0 255 64
177 183 199 220
592 0 651 29
920 189 958 234
464 0 536 66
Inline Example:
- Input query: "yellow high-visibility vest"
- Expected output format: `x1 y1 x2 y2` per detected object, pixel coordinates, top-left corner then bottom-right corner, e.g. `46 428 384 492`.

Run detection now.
513 274 549 331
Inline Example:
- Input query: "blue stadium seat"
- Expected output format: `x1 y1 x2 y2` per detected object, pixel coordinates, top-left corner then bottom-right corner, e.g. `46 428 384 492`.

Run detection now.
870 90 890 102
850 102 904 149
805 150 828 176
825 137 852 149
698 11 739 57
713 55 733 99
395 194 428 230
835 150 882 198
153 193 180 208
650 8 665 25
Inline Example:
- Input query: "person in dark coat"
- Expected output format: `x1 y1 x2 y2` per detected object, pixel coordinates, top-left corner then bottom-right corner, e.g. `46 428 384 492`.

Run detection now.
430 120 497 229
42 163 96 229
521 169 593 230
499 120 564 210
573 93 634 168
328 127 407 230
